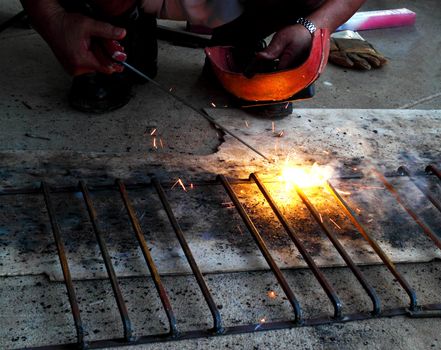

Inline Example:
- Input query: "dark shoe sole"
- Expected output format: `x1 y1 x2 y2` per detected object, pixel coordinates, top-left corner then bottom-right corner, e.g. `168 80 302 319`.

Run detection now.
68 73 132 114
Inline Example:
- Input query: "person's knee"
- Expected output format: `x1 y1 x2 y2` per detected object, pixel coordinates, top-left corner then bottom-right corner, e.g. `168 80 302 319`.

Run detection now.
59 0 136 17
302 0 326 12
90 0 136 17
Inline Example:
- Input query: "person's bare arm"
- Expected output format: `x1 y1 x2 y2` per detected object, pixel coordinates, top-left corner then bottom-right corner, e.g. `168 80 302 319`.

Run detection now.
307 0 365 32
21 0 127 76
258 0 366 69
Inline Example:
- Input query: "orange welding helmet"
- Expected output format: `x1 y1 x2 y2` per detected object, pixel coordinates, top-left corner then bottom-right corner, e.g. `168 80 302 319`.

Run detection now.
205 29 330 102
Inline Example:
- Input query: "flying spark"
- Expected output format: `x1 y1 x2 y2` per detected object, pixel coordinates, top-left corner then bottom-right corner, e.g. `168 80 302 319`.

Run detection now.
171 178 187 192
254 317 266 330
267 291 277 299
329 218 342 230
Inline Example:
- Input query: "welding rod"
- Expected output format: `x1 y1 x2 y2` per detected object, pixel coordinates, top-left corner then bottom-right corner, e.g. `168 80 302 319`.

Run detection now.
120 61 272 163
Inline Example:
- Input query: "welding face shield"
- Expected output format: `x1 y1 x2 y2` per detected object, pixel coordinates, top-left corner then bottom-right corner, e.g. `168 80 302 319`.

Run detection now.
204 29 330 103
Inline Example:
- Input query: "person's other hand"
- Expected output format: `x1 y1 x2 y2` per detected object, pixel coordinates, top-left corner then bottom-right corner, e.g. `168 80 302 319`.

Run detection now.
45 12 128 76
256 24 312 70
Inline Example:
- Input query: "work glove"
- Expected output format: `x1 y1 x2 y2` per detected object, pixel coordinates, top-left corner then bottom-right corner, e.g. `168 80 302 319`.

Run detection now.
329 37 387 70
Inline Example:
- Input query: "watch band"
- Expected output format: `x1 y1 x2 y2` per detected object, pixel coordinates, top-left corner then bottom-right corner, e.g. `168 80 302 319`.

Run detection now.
296 17 317 35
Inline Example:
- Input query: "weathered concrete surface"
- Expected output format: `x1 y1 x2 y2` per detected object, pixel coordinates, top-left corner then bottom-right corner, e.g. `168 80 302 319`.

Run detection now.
0 109 440 281
1 262 441 349
0 109 439 188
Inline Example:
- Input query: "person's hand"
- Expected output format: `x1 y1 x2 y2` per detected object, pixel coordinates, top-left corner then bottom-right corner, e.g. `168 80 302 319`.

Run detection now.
43 11 128 76
256 24 313 70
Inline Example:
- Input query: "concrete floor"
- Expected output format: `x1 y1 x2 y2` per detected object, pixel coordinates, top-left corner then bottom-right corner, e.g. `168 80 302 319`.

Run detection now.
1 0 441 349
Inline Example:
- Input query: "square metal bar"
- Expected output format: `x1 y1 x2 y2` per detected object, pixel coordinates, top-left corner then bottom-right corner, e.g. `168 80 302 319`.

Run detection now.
325 180 418 310
117 179 179 337
152 178 224 334
250 173 343 319
426 164 441 181
372 168 441 250
41 182 87 349
293 184 381 315
218 174 303 323
79 181 134 342
397 166 441 213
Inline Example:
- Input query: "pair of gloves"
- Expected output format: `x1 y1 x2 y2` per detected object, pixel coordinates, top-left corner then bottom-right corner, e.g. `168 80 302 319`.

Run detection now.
329 31 388 70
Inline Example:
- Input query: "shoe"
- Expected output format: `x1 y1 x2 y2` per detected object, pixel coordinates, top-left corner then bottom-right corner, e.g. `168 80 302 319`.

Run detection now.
68 8 158 113
68 73 132 113
240 85 315 118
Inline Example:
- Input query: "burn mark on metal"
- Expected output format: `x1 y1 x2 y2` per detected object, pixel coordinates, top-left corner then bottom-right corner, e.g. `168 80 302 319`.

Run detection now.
1 165 441 348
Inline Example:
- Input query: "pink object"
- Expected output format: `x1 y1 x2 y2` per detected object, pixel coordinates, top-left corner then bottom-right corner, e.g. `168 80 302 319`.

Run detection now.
336 8 416 32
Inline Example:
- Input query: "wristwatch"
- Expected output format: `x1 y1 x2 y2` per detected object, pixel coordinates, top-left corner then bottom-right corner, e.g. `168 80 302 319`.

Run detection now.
296 17 317 35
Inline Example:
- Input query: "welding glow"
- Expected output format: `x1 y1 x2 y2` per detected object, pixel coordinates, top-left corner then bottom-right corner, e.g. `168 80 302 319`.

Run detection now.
280 163 333 189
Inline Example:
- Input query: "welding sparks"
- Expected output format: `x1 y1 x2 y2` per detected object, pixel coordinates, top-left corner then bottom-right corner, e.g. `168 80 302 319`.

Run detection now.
171 178 187 192
245 120 249 128
335 189 352 196
211 102 217 108
267 291 277 299
150 128 157 136
221 201 235 209
272 121 275 133
153 136 158 149
276 130 284 138
159 138 164 149
329 218 342 230
190 183 194 190
254 317 267 330
280 163 334 190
